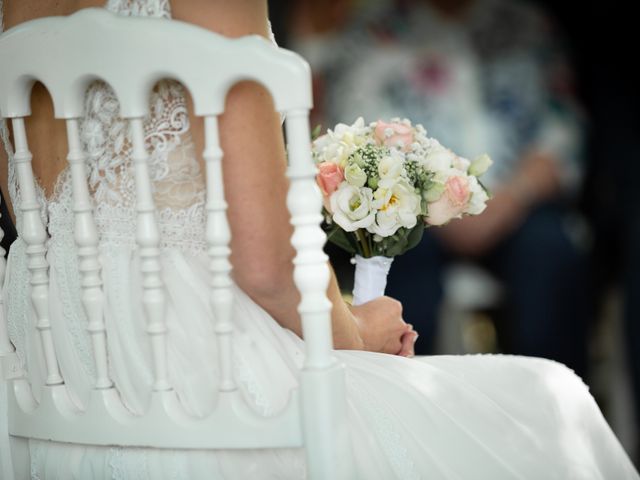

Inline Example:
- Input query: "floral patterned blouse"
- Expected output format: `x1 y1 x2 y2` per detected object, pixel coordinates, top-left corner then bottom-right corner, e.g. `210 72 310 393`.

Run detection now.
292 0 585 192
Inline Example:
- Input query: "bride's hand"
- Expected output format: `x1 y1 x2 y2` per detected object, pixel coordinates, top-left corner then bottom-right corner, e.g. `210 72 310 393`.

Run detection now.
350 297 414 355
398 325 418 358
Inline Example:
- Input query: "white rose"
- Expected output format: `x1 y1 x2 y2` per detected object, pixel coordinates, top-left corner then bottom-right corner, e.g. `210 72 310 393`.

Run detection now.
421 144 456 172
369 208 403 238
312 133 331 152
452 155 471 172
368 179 421 237
344 163 367 187
432 166 467 186
330 183 376 232
468 154 493 177
373 178 393 205
465 176 489 215
351 116 366 129
377 151 404 180
332 122 351 137
320 142 351 167
334 117 367 142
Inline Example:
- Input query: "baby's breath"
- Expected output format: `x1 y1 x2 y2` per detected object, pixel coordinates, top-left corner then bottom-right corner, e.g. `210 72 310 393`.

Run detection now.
405 158 433 191
348 143 384 188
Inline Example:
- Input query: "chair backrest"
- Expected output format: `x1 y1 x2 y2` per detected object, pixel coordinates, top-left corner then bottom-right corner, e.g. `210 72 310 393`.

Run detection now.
0 8 354 479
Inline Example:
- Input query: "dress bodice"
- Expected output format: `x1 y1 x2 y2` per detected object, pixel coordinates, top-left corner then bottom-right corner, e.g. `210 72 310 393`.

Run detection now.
1 0 211 255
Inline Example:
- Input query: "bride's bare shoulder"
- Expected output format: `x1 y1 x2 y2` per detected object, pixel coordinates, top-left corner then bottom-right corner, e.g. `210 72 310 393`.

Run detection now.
2 0 104 29
171 0 269 38
1 1 108 217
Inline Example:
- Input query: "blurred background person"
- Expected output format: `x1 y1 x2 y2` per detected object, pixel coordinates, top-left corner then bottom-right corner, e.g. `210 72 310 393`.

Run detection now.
284 0 591 378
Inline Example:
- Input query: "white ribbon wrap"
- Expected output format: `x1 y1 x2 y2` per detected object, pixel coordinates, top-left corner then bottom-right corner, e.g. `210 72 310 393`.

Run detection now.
351 255 394 306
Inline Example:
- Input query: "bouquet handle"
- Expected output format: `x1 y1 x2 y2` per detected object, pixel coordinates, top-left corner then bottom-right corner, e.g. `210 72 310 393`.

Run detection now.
351 255 394 306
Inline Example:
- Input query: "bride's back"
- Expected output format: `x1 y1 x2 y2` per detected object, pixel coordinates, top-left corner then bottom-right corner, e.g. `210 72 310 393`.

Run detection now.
0 0 299 320
0 0 274 215
0 0 105 208
0 6 350 478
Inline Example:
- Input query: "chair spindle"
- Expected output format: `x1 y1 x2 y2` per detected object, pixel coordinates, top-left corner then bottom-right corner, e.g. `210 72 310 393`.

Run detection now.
129 117 171 392
203 115 235 392
284 110 333 368
65 118 112 390
11 118 63 385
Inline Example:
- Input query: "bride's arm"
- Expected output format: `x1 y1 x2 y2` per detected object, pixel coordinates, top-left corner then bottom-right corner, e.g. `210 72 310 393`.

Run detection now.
172 0 413 354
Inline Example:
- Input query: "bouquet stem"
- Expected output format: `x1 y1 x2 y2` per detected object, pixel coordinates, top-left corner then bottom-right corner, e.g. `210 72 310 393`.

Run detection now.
355 229 371 257
352 255 394 306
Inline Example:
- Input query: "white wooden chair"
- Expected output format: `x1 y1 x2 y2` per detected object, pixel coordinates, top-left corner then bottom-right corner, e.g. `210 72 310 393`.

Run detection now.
0 8 354 479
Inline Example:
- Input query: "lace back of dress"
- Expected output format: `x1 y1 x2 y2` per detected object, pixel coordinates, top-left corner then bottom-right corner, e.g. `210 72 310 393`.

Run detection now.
1 0 207 250
48 1 207 253
49 79 207 253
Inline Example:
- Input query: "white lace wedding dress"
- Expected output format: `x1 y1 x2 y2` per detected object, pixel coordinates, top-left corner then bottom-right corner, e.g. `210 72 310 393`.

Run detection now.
0 1 638 479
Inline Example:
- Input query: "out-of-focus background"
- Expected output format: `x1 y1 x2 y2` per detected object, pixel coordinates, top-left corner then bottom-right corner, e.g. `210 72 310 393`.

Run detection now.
269 0 640 466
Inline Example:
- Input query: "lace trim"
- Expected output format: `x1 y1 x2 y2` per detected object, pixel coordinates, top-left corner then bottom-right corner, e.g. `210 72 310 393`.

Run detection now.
48 231 96 380
347 373 421 480
49 200 207 256
6 239 28 370
106 0 171 18
233 350 272 417
109 447 150 480
62 79 197 206
29 441 43 480
47 78 207 255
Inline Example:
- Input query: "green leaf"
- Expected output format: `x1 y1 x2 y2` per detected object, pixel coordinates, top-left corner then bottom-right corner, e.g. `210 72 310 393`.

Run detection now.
405 223 425 251
326 228 359 255
311 124 323 141
378 224 425 257
385 229 409 257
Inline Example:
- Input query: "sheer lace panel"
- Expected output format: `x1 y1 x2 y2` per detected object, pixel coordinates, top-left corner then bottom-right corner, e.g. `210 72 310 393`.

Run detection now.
106 0 171 19
48 78 207 253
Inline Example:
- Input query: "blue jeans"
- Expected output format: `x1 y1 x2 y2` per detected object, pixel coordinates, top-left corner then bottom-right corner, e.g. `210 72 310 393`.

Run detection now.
385 204 591 377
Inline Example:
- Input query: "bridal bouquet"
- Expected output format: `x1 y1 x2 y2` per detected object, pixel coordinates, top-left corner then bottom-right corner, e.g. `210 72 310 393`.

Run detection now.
313 117 492 305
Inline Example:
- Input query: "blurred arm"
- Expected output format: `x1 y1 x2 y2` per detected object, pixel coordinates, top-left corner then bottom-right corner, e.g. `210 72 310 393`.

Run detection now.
437 6 584 256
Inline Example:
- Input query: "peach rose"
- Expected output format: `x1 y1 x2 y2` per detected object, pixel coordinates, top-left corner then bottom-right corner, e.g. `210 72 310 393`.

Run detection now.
425 176 471 226
317 162 345 196
374 120 414 152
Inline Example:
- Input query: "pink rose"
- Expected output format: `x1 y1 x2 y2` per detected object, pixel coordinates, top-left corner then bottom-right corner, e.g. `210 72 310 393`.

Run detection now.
316 162 344 196
426 176 471 226
374 120 414 152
